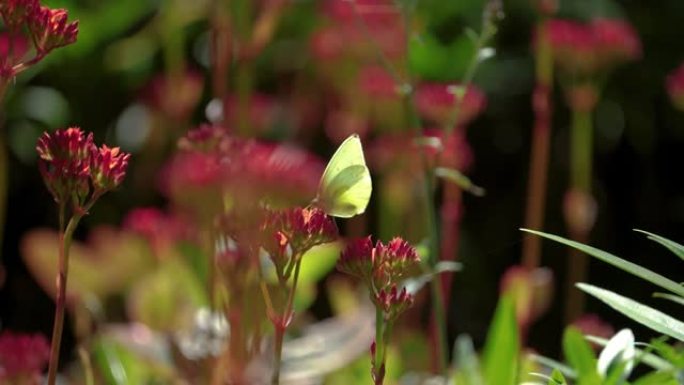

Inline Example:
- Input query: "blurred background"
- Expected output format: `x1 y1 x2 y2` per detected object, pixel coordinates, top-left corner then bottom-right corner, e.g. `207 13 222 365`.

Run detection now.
1 0 683 365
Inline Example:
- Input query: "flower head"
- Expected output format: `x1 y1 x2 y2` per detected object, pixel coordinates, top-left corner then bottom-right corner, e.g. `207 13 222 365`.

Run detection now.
338 236 420 305
415 83 487 128
28 6 78 54
262 207 338 267
546 18 640 75
90 145 131 191
376 285 414 320
36 127 94 205
0 0 39 31
0 331 49 383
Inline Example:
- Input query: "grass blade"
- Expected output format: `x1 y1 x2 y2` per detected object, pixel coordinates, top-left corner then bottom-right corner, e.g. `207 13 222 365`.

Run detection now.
522 229 684 298
634 230 684 262
577 283 684 342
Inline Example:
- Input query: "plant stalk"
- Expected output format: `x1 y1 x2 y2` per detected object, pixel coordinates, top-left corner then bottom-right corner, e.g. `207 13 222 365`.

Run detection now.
47 214 82 385
564 107 594 323
271 257 303 384
522 20 554 269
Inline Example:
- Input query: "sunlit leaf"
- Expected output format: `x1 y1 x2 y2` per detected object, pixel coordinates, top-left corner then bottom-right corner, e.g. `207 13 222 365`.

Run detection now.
21 227 154 300
652 292 684 306
298 242 341 285
585 336 674 371
482 293 519 385
597 329 635 380
577 283 684 341
522 230 684 298
563 327 600 383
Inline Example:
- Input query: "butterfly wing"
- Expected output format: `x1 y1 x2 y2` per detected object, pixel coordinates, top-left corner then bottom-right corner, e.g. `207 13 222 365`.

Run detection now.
317 135 372 218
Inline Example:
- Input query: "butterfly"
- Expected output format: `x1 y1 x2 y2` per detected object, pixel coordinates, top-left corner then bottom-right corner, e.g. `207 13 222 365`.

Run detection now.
315 134 372 218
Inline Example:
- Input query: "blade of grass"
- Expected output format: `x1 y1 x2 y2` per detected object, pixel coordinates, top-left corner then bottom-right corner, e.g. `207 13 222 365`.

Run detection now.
522 229 684 298
577 283 684 342
634 230 684 262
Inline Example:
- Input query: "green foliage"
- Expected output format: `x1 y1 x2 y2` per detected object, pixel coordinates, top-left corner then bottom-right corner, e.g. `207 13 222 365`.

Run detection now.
482 293 520 385
521 230 684 298
562 327 601 384
577 284 684 342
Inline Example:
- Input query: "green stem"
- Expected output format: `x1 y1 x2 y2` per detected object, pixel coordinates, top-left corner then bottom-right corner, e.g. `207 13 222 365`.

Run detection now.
564 107 593 323
373 308 385 385
271 257 303 384
47 214 82 385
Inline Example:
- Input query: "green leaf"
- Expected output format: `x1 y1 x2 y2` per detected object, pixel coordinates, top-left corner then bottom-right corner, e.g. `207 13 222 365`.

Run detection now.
482 293 519 385
527 353 576 379
521 230 684 298
653 292 684 306
562 327 601 383
577 283 684 342
297 242 341 285
91 337 149 385
548 369 569 385
635 230 684 262
434 167 486 196
632 371 680 385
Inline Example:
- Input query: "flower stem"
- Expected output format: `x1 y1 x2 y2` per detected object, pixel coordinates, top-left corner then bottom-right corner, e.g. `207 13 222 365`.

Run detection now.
372 308 386 385
47 214 82 385
271 257 303 384
564 107 594 323
522 19 553 269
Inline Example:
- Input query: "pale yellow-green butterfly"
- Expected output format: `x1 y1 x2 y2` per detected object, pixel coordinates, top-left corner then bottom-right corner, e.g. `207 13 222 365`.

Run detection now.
314 134 372 218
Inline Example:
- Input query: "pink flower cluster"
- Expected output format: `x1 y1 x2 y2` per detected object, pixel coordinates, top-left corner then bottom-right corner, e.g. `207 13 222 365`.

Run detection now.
546 18 641 75
36 127 130 210
667 63 684 111
338 236 420 320
310 0 405 61
415 83 488 129
165 125 324 216
262 207 338 275
0 0 78 78
0 331 49 384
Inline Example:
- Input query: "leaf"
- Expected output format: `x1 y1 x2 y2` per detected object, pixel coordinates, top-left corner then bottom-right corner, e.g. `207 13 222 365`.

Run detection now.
652 292 684 306
548 369 569 385
403 261 462 295
527 353 576 379
482 293 519 385
91 337 149 385
577 283 684 342
521 230 684 298
434 167 486 196
126 258 208 332
21 227 154 300
297 242 342 285
634 230 684 262
563 327 600 382
632 371 680 385
316 134 372 218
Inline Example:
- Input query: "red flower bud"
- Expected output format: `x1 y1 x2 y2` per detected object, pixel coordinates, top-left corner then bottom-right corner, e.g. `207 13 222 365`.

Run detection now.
90 145 131 192
0 0 39 31
28 6 78 54
36 127 94 205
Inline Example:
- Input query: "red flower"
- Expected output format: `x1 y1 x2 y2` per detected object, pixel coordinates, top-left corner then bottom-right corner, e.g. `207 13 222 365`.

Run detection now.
338 236 420 291
27 6 78 54
91 145 130 191
0 0 39 31
0 33 29 77
376 285 414 319
141 69 203 121
667 63 684 111
358 65 398 99
36 127 94 205
415 83 487 128
546 18 640 75
263 207 338 259
0 331 49 382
